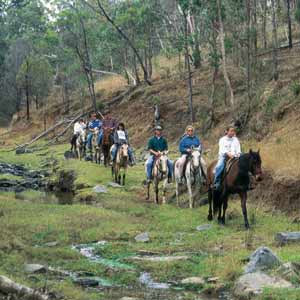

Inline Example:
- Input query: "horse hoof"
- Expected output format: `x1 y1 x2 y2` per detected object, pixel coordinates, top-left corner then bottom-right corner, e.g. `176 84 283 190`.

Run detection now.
245 224 250 230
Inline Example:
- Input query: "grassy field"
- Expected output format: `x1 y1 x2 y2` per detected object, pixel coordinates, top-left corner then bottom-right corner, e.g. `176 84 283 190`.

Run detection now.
0 144 300 300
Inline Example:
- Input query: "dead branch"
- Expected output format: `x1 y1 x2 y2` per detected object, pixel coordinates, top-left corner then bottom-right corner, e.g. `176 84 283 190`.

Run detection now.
0 275 48 300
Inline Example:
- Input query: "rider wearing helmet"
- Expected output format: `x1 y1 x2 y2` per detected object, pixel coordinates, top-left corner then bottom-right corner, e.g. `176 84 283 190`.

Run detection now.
110 122 135 165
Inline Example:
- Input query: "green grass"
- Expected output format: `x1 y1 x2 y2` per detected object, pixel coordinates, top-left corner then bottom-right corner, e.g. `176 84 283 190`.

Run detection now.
0 143 299 299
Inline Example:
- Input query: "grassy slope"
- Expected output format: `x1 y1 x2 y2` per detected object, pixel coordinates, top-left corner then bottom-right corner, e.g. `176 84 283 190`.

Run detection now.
0 145 299 300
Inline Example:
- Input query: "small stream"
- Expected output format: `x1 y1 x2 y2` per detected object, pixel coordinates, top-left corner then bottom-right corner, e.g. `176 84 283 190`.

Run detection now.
72 241 234 300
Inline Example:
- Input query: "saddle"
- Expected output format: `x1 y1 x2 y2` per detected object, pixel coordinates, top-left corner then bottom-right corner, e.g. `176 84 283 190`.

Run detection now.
223 157 239 178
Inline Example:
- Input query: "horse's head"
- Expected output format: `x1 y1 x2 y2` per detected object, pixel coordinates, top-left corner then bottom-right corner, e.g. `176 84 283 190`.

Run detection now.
81 129 87 143
159 151 169 175
120 143 129 159
249 149 262 181
191 147 201 168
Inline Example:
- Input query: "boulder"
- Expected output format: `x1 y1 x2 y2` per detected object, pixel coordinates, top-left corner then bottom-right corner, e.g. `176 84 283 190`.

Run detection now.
107 182 123 188
24 264 47 274
245 247 280 273
277 262 300 281
234 272 292 299
93 185 108 193
135 232 150 243
181 277 205 285
196 224 212 232
275 232 300 245
73 277 99 287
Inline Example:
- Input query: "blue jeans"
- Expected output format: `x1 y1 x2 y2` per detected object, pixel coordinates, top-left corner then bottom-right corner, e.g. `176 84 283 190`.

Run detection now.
214 155 226 186
146 156 173 179
97 130 103 145
87 132 93 149
111 144 134 162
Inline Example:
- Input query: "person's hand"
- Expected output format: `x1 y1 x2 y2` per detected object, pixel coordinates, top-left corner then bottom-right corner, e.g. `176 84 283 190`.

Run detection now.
155 151 161 157
187 148 192 153
227 153 234 159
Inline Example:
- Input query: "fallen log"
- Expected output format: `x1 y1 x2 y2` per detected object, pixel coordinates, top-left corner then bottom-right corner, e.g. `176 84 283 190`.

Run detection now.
0 275 48 300
106 85 137 106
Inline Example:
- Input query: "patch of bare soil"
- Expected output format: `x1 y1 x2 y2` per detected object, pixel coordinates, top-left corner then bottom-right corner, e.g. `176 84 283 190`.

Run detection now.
252 170 300 215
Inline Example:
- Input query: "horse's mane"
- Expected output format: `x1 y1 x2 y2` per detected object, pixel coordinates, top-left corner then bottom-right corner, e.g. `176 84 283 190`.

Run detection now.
238 153 251 177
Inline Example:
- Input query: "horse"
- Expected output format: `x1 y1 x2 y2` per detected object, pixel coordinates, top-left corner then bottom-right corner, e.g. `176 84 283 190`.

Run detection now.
90 129 101 164
146 151 169 204
75 129 87 160
112 143 129 185
70 130 87 160
207 149 262 229
174 147 205 208
101 128 113 167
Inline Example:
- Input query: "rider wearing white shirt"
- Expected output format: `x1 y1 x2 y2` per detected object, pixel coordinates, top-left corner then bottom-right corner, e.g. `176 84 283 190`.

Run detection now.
214 126 241 190
74 119 85 135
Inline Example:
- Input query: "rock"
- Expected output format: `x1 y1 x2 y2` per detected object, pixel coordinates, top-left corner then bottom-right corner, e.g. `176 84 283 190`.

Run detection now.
63 150 76 160
196 224 212 231
139 272 170 289
93 185 108 193
44 241 59 247
233 272 292 299
107 182 123 188
135 232 150 243
207 277 219 283
24 264 47 274
73 277 99 287
275 232 300 245
16 148 33 155
181 277 205 285
277 262 300 281
245 247 280 273
120 298 140 300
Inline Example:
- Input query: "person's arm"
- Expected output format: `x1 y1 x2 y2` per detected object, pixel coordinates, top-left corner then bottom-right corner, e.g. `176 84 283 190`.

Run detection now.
148 138 159 156
113 131 119 144
125 131 129 144
219 137 227 157
234 138 241 157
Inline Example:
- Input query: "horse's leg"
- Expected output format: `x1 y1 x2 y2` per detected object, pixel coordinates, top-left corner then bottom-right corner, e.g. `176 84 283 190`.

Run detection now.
186 176 193 209
175 180 180 207
154 178 159 204
207 189 213 221
221 195 228 225
240 192 250 229
162 178 167 204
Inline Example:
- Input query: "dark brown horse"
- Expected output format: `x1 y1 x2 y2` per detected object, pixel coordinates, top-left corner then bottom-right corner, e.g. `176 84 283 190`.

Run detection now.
101 128 113 167
207 150 262 229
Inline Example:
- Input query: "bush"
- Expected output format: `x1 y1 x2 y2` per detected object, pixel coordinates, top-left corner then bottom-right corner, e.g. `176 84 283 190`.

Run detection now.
290 81 300 96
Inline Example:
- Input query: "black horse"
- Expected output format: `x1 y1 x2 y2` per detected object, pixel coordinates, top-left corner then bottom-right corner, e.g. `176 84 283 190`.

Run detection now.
206 150 263 229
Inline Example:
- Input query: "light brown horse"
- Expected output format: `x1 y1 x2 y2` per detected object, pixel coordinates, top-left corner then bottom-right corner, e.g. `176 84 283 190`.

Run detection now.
207 150 262 229
101 128 113 167
146 151 169 204
112 144 129 185
91 129 101 164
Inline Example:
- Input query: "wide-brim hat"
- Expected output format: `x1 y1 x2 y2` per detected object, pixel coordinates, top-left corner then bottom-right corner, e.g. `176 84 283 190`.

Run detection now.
154 125 163 131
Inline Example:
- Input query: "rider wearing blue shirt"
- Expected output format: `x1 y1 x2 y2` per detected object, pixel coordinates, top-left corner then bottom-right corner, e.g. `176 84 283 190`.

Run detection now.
87 112 102 149
176 125 206 182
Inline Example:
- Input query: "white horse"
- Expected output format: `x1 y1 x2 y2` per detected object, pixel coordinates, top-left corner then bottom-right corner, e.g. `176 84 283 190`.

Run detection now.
175 147 205 208
76 129 87 160
91 128 101 164
146 151 169 204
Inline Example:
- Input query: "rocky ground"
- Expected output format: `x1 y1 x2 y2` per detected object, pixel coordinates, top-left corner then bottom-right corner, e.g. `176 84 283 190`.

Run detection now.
0 144 300 300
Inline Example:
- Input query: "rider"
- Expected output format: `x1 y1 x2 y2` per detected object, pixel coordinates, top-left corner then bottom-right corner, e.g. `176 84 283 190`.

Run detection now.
146 125 173 183
97 112 118 146
177 125 206 182
72 118 86 143
110 122 135 165
214 125 241 190
87 112 102 150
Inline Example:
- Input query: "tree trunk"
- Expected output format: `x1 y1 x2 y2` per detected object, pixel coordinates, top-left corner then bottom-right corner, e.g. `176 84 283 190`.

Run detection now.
262 0 268 49
286 0 293 48
217 0 235 108
25 59 30 121
93 0 151 85
271 0 279 81
35 95 38 110
183 10 195 123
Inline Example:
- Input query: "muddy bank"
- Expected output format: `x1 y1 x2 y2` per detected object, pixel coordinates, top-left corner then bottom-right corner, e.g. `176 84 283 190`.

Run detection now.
252 171 300 215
